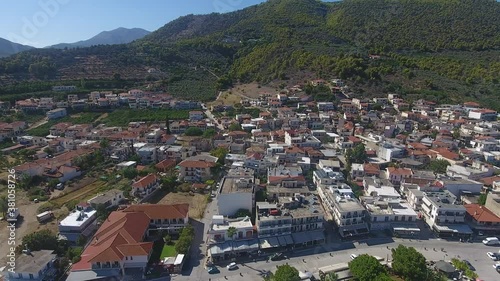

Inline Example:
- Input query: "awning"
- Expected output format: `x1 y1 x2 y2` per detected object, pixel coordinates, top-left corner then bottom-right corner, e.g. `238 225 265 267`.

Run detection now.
284 235 294 245
292 231 325 244
278 236 288 247
433 224 473 234
209 242 232 255
259 237 280 249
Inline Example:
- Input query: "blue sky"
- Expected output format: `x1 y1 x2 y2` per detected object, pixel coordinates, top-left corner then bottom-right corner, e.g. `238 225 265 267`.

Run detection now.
0 0 268 47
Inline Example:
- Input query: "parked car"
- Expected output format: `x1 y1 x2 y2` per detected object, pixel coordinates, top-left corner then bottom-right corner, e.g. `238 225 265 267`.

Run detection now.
269 253 285 261
350 254 358 260
463 260 475 271
492 263 500 272
487 252 498 261
207 266 220 274
227 262 238 270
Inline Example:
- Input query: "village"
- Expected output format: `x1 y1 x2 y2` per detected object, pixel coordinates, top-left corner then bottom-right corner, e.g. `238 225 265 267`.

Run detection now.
1 78 500 281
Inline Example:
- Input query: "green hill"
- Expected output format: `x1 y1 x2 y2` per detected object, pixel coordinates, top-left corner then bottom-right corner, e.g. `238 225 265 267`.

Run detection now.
0 0 500 107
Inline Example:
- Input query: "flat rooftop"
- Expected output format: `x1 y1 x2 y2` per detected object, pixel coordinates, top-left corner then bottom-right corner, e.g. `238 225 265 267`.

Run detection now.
59 209 97 227
221 177 254 194
212 217 253 232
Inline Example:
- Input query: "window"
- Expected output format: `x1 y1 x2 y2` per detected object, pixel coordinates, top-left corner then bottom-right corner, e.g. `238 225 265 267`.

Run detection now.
130 256 133 260
29 273 34 279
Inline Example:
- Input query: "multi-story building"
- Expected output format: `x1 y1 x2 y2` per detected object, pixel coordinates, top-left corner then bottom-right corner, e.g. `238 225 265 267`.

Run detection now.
46 108 67 120
468 109 497 121
207 215 254 244
318 186 369 237
58 202 97 243
256 194 325 248
217 168 256 216
421 190 472 238
178 158 217 182
131 174 160 199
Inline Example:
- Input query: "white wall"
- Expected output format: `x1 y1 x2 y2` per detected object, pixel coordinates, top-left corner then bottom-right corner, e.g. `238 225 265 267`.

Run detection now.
217 193 253 216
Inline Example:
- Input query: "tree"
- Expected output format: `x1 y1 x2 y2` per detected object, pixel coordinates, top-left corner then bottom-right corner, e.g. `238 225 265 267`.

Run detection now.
161 175 178 192
234 208 251 218
348 254 389 281
122 167 138 179
175 225 195 254
22 229 59 252
99 138 110 150
163 234 172 245
210 147 228 165
428 159 450 174
203 128 216 138
227 226 237 241
228 123 242 131
184 127 203 136
76 235 87 247
0 195 8 217
47 179 60 189
391 245 428 281
451 258 478 279
478 193 487 205
266 264 301 281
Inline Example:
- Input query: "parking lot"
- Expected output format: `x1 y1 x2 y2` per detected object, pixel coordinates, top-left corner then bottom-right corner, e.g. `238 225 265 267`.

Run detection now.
173 234 500 281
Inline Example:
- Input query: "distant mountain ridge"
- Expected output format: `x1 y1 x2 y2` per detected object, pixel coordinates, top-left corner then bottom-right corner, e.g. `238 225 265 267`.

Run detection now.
47 27 151 49
0 38 34 57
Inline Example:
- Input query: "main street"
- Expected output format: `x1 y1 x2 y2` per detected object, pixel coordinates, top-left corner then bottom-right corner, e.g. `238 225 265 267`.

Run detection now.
176 236 500 281
174 190 500 281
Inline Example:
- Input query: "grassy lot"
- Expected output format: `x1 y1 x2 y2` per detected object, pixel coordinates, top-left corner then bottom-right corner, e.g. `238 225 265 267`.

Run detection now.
100 109 190 127
155 192 209 219
160 244 177 259
50 180 107 207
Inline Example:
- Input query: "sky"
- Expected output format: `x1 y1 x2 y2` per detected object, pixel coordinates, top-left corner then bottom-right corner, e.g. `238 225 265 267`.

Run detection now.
0 0 268 48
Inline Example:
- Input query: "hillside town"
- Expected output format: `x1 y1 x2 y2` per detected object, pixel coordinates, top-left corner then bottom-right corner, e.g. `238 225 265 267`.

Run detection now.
1 78 500 281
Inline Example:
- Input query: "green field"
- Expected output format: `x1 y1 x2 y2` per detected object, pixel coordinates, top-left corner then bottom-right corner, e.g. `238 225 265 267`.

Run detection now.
100 109 190 127
160 244 177 259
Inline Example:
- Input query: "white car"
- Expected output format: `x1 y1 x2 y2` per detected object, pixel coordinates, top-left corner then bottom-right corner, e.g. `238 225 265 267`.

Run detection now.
487 252 498 260
350 254 358 260
227 262 237 270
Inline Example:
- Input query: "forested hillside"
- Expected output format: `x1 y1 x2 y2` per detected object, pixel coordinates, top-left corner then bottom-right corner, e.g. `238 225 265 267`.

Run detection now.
0 0 499 106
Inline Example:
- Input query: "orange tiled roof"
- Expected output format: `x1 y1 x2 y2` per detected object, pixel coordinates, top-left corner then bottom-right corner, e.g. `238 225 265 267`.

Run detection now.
465 204 500 223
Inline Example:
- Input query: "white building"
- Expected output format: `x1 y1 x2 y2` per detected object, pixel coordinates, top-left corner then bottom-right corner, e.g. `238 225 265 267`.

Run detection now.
46 108 67 120
58 203 97 243
207 215 254 244
468 109 497 121
217 168 256 217
421 190 472 238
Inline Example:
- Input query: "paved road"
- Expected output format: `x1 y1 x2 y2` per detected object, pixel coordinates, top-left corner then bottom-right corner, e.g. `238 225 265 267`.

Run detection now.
174 235 500 281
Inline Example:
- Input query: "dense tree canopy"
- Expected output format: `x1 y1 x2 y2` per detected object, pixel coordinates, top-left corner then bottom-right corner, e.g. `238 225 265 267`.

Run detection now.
391 245 429 281
266 264 301 281
348 254 391 281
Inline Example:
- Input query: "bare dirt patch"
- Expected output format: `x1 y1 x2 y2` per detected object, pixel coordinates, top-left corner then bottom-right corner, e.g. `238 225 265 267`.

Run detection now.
156 192 208 219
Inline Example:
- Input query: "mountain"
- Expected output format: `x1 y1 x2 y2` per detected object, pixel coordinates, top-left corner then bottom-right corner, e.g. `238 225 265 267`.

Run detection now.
1 0 500 107
48 27 151 49
0 38 34 57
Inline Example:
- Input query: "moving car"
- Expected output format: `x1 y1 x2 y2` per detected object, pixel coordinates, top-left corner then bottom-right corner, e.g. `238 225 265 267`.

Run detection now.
487 252 498 261
227 262 238 270
350 254 358 260
207 266 220 274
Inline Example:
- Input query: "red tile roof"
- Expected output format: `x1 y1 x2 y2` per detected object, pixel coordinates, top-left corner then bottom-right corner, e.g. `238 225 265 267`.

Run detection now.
132 173 159 189
179 160 216 168
387 167 413 176
465 204 500 223
72 211 151 270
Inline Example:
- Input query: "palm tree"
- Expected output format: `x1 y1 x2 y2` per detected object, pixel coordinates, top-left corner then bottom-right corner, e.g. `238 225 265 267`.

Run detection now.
227 226 237 259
